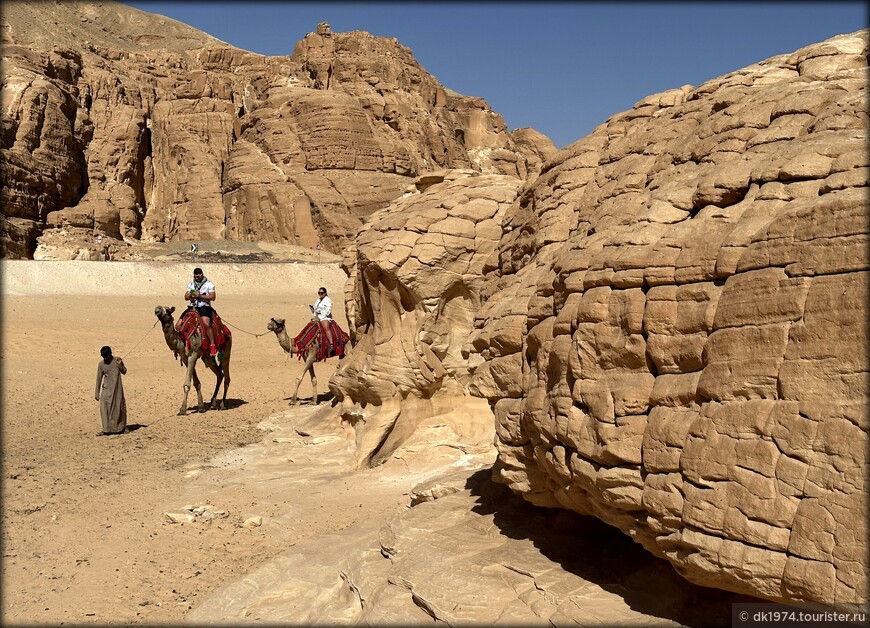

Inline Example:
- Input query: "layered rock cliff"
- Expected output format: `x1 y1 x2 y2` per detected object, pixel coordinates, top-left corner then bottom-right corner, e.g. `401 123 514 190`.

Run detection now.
332 30 869 607
0 1 555 259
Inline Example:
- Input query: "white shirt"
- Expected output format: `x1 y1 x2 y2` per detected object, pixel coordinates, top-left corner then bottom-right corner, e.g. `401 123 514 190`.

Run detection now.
312 295 332 321
187 278 215 308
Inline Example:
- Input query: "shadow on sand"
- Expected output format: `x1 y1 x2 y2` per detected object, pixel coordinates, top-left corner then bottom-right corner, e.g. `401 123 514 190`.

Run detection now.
283 392 335 405
466 468 760 627
177 398 248 414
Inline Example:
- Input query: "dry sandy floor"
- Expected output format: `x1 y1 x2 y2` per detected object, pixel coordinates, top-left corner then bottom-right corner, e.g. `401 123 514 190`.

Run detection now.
1 261 361 625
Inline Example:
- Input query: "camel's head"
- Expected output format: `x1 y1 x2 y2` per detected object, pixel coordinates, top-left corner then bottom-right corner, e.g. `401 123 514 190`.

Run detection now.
155 305 176 323
267 317 285 333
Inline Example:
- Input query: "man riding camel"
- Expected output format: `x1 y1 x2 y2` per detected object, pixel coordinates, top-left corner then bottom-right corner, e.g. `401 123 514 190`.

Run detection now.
185 267 218 356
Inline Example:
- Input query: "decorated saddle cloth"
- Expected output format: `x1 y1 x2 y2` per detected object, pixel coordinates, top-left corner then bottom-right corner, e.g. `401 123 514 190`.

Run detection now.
175 307 231 357
293 320 350 362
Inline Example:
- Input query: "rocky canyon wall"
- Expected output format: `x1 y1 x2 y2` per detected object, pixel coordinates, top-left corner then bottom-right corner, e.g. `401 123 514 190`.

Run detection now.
332 30 869 607
0 2 555 259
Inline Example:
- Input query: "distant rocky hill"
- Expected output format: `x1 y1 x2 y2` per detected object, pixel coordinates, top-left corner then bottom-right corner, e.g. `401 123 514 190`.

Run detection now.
0 1 555 259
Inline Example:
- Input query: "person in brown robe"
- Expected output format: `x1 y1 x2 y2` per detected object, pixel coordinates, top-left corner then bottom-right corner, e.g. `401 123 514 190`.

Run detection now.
95 345 127 435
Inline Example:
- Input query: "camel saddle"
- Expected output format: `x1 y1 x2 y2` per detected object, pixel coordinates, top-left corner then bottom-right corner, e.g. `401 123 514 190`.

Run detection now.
175 307 231 358
293 320 350 362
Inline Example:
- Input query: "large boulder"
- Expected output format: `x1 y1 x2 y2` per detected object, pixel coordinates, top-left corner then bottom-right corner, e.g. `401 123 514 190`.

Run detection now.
470 30 868 607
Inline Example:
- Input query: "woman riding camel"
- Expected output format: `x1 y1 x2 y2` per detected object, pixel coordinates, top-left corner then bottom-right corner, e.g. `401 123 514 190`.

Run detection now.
310 287 335 352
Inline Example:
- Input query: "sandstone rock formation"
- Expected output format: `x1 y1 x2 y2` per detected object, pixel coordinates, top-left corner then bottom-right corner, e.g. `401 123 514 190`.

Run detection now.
329 170 520 467
469 30 869 608
331 29 868 608
0 1 555 259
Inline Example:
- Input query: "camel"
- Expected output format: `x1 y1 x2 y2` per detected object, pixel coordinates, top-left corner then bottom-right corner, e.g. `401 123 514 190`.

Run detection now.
267 317 322 405
155 305 232 414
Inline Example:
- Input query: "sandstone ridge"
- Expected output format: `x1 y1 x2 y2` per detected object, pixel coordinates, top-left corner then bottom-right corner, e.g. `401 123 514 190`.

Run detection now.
1 2 556 259
330 30 869 608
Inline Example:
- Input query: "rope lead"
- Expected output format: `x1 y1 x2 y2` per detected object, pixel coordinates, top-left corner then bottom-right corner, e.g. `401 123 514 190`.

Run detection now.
120 319 160 360
222 319 270 338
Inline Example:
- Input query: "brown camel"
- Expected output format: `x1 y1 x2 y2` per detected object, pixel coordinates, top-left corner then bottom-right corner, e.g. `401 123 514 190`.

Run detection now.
155 305 232 414
267 317 321 405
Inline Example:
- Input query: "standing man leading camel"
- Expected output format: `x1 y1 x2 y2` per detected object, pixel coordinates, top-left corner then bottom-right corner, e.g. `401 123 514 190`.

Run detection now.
95 345 127 435
186 267 218 356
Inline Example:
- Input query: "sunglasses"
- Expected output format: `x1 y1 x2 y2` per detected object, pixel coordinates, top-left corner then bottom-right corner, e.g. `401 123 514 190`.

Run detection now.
318 291 325 294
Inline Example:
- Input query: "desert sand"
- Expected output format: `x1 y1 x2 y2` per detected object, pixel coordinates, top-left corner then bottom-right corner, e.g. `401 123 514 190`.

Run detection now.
2 259 359 624
2 260 748 626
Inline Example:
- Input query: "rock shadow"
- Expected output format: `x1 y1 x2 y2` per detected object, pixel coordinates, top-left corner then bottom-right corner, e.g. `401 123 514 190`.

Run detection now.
465 468 759 627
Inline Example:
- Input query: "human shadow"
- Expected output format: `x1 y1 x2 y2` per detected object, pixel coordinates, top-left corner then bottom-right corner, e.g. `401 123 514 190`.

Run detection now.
465 468 761 627
125 423 146 432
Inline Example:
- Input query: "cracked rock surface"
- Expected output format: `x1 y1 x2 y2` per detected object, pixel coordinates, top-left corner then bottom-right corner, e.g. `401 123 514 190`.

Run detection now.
469 30 868 607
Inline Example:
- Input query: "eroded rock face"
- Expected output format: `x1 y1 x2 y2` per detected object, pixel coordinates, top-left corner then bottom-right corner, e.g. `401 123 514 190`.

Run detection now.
0 2 555 259
468 31 868 607
329 170 521 467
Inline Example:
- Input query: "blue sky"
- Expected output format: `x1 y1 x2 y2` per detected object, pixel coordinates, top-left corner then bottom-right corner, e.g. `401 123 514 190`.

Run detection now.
123 2 867 148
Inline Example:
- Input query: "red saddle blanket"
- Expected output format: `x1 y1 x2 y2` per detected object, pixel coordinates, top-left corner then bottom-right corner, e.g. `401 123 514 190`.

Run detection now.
293 320 350 362
175 308 231 358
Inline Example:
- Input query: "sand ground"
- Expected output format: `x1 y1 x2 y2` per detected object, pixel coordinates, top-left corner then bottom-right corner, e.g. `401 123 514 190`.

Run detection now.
1 261 363 625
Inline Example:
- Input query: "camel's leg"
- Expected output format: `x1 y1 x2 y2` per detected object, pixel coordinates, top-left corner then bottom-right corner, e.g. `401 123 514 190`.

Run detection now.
305 350 318 404
206 343 230 410
290 376 303 406
218 338 232 410
290 349 317 406
180 355 201 415
310 363 318 404
206 354 223 410
191 367 203 410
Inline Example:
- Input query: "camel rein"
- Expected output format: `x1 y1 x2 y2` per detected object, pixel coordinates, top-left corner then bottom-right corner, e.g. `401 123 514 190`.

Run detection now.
221 318 270 338
120 319 160 360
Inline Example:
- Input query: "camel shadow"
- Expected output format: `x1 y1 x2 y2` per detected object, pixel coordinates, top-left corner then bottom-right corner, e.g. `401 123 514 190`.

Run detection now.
218 398 247 410
179 398 248 414
283 392 335 405
465 468 760 627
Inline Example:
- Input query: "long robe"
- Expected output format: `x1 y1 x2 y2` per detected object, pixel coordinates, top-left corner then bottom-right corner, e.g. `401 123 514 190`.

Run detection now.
95 358 127 434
